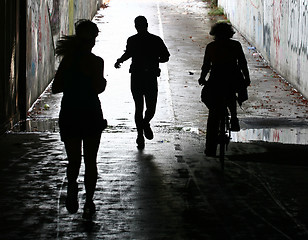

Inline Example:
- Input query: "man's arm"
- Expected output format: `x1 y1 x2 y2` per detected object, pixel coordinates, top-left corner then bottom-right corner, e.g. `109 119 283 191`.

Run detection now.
114 51 131 68
158 38 170 63
114 38 132 68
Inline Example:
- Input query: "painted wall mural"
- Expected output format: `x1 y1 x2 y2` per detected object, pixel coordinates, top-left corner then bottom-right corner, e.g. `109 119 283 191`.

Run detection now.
219 0 308 98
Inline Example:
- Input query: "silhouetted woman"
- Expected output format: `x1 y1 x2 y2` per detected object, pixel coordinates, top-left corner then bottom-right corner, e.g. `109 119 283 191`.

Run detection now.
52 20 107 219
198 22 250 156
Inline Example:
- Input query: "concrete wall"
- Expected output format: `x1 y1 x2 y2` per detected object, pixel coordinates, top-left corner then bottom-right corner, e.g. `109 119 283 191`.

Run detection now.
219 0 308 99
0 0 20 132
26 0 55 110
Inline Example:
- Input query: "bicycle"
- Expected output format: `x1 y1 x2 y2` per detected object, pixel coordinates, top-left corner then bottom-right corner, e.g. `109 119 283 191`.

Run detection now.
217 108 231 170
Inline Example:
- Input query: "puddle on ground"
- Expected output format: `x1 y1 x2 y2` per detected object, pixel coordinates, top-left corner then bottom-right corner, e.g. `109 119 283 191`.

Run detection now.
231 128 308 145
10 119 59 133
9 119 133 134
9 120 308 145
180 126 308 145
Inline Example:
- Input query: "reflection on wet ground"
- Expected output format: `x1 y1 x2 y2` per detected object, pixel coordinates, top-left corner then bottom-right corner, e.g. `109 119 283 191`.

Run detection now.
180 125 308 145
10 118 308 146
234 117 308 145
10 119 59 133
232 128 308 145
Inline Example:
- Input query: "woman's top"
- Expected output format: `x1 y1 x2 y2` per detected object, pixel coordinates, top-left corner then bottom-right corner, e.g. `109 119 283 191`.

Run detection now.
60 53 102 113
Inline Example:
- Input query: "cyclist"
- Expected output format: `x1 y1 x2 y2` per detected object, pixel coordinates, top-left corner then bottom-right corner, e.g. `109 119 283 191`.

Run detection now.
198 22 250 156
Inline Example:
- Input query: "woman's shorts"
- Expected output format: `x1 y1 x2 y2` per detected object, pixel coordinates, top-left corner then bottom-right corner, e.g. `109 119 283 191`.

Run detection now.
59 109 106 141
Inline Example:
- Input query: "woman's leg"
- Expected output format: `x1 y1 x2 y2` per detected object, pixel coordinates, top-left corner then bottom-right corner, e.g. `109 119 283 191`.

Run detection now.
81 134 101 219
83 134 101 202
64 138 82 213
65 138 82 183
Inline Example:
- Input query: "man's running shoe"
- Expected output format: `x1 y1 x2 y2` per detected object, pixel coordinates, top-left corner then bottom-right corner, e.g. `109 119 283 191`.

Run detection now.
136 135 145 150
143 123 154 140
82 201 96 220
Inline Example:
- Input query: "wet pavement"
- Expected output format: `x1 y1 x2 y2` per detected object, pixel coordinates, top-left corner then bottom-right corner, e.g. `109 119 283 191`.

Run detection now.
1 0 308 239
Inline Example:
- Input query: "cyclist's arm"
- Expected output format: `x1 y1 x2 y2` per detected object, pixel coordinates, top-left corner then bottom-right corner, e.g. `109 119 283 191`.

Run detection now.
199 46 211 85
237 43 250 86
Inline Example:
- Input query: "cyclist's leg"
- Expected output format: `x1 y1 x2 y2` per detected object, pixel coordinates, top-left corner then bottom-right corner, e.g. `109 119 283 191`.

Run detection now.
205 108 220 156
228 93 240 131
227 93 237 118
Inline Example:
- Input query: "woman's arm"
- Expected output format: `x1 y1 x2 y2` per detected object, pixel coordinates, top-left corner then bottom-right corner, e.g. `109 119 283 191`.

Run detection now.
92 57 107 94
52 59 66 94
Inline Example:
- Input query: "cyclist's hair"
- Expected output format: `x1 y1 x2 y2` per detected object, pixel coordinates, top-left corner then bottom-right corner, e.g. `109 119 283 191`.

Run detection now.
210 21 235 40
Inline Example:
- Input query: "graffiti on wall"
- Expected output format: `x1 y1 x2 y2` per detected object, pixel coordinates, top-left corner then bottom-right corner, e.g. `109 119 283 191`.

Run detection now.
27 1 38 80
47 0 60 36
263 24 271 57
248 0 261 9
27 0 54 108
28 1 51 69
273 0 282 64
288 0 308 59
220 0 308 98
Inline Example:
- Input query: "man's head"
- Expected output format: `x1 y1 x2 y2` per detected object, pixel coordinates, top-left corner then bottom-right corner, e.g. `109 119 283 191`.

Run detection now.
135 16 148 33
